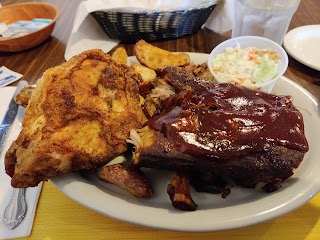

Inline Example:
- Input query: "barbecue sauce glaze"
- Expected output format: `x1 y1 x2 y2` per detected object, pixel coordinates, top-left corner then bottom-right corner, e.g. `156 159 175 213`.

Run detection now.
148 80 309 160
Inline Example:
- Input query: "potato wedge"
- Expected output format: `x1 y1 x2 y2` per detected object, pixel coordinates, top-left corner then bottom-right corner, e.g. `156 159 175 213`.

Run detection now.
131 62 157 83
134 40 190 69
111 47 128 65
98 163 153 198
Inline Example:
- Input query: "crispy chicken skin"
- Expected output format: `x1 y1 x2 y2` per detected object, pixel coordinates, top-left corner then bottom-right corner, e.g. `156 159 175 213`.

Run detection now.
5 49 147 188
14 86 35 108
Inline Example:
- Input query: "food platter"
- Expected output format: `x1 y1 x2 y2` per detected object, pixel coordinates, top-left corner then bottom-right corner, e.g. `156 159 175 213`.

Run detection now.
48 53 320 232
283 25 320 71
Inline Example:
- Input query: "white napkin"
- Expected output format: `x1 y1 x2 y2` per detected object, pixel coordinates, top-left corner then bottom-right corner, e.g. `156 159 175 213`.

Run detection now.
205 0 234 33
64 0 223 61
0 87 43 240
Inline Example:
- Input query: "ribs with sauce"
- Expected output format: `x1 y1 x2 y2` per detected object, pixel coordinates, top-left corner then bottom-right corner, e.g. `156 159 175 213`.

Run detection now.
130 67 309 190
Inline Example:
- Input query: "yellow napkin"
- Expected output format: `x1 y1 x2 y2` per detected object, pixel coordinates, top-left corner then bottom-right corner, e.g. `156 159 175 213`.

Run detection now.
28 181 320 240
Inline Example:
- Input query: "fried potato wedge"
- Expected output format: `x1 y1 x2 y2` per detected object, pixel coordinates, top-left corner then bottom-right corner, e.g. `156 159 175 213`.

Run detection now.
134 40 190 69
131 62 157 83
111 47 128 65
167 172 197 211
98 163 153 198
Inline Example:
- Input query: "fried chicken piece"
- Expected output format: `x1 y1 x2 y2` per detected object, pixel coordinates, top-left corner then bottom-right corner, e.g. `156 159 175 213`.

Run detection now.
14 86 35 108
98 163 153 198
5 49 147 188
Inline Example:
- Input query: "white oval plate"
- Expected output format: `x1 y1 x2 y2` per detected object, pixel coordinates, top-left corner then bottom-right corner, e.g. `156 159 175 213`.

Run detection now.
51 53 320 232
284 25 320 70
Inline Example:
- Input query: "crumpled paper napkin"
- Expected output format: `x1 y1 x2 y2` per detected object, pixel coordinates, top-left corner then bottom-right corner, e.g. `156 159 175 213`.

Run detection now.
0 87 43 240
65 0 233 61
205 0 234 33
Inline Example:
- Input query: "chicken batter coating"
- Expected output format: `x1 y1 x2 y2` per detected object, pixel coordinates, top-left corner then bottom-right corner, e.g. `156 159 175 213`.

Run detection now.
5 49 147 188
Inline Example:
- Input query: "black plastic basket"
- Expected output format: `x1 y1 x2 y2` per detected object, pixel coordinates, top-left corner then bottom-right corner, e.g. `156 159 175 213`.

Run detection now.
91 4 217 43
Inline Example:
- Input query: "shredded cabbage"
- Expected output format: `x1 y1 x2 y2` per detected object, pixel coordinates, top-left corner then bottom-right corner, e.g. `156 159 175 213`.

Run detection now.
212 44 280 88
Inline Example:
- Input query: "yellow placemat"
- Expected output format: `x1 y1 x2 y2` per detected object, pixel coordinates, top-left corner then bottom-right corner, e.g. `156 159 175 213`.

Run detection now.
22 182 320 240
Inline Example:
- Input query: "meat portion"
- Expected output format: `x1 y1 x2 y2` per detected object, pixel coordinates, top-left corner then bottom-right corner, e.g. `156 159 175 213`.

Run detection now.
5 49 147 188
189 172 230 198
183 63 214 80
131 67 309 189
134 129 306 188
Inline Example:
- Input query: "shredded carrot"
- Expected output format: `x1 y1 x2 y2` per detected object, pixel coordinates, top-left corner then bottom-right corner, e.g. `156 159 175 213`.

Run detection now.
213 66 222 72
235 77 246 84
249 53 260 64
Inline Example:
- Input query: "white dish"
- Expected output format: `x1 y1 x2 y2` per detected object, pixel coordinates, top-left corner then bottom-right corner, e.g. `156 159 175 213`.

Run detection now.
45 53 319 232
208 36 288 93
284 25 320 71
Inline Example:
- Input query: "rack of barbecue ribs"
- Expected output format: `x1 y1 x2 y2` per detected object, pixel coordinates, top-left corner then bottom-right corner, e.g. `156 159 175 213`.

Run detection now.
131 66 309 196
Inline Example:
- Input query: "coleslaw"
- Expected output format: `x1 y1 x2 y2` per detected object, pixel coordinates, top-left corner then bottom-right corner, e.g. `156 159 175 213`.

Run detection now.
211 44 280 88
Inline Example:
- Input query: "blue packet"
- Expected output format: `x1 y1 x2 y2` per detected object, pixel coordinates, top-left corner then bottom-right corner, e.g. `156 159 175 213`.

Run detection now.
0 18 52 37
0 66 23 87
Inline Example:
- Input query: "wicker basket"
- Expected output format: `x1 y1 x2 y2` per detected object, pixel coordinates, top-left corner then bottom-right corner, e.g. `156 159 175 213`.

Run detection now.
91 4 217 43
